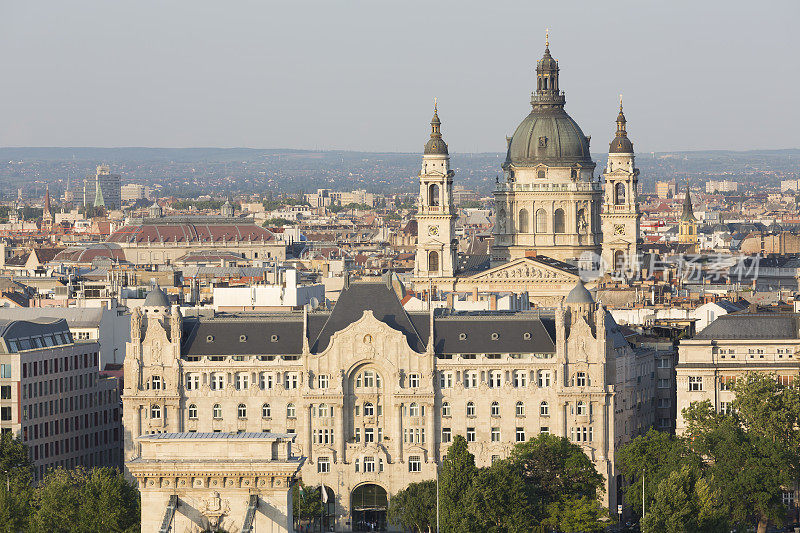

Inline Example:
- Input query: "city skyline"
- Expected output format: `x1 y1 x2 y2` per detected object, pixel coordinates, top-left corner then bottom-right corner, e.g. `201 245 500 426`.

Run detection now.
0 1 798 153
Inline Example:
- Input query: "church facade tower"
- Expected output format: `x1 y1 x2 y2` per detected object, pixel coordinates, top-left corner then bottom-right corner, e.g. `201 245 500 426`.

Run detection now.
414 105 457 278
492 38 602 264
678 186 698 253
601 101 640 274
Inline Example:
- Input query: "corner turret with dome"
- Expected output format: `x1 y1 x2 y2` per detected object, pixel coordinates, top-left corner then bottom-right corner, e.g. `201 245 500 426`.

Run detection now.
493 32 603 264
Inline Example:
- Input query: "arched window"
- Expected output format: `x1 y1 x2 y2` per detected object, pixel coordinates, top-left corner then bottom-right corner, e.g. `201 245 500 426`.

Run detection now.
409 403 419 417
518 209 529 233
466 402 475 417
553 209 565 234
363 402 373 417
576 401 587 416
535 209 547 233
441 402 451 417
429 183 440 207
540 401 549 416
212 404 222 419
150 404 161 419
262 403 271 418
238 403 247 419
516 401 525 417
491 401 500 416
188 404 197 419
287 403 296 418
318 403 330 417
428 251 439 272
615 183 626 205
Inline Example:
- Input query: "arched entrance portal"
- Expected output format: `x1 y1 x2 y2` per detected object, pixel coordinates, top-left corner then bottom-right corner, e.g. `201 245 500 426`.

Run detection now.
351 483 387 532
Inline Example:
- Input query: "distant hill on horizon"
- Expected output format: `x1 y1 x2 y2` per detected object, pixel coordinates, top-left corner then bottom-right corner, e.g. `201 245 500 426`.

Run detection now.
1 146 798 162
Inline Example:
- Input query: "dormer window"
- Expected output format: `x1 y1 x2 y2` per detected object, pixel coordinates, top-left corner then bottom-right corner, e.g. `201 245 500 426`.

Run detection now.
206 335 214 343
491 333 499 341
523 332 532 340
458 333 467 341
270 335 279 342
239 335 247 342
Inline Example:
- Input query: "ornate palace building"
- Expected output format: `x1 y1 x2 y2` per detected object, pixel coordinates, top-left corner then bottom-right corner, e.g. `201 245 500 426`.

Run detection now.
411 40 642 301
123 280 654 530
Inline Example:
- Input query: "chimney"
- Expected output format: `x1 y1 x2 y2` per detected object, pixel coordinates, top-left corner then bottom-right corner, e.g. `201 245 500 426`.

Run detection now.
525 250 537 258
472 287 478 302
446 293 454 308
490 294 497 311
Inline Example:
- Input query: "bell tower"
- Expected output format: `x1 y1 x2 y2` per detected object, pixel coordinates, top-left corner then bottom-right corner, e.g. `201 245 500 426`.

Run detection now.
414 103 456 278
601 98 640 275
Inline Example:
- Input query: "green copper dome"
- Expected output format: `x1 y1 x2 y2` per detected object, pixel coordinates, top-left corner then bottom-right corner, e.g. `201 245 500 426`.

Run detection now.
507 107 592 166
505 44 592 167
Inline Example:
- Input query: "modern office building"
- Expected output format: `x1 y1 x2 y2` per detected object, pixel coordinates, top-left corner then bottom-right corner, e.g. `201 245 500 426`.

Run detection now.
0 317 122 479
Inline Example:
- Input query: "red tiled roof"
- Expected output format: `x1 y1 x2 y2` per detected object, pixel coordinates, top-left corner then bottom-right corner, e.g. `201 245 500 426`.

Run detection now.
106 222 275 244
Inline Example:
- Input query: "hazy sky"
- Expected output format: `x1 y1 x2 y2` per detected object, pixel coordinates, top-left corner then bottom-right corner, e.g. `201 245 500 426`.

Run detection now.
1 0 798 153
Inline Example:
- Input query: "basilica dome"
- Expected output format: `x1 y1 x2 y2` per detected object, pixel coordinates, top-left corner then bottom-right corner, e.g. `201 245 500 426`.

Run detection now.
507 107 592 166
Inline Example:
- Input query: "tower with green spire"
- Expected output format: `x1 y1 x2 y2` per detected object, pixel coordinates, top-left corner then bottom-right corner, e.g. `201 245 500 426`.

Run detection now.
93 176 106 208
678 185 698 253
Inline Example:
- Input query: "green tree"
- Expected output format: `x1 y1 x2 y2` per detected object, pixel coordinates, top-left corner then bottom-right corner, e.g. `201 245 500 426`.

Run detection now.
439 435 478 532
543 495 607 533
29 466 139 533
387 480 436 533
683 373 800 533
466 459 535 533
292 479 322 527
264 217 294 227
641 465 727 533
618 428 701 519
510 434 604 506
0 434 33 533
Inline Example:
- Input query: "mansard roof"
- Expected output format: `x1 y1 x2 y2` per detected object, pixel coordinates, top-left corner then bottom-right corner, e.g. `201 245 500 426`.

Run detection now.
179 282 561 357
310 282 425 353
693 313 800 341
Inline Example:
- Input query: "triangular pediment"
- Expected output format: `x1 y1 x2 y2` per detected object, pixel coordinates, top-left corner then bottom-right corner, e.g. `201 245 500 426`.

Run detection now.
466 257 580 282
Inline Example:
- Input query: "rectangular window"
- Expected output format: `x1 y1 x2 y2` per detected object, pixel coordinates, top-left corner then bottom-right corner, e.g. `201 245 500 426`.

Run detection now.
491 427 500 442
408 374 420 388
515 427 525 442
408 456 421 473
439 371 453 389
657 398 671 409
0 364 11 379
364 428 375 443
464 372 478 389
514 371 528 388
284 373 298 389
719 402 733 415
186 374 200 391
657 358 671 368
260 373 274 390
537 371 551 388
0 407 11 421
441 427 451 443
657 378 670 389
488 371 502 388
719 376 735 391
0 385 10 400
235 373 249 391
363 457 375 473
688 376 703 391
466 427 475 442
317 457 330 474
540 426 550 434
317 375 329 389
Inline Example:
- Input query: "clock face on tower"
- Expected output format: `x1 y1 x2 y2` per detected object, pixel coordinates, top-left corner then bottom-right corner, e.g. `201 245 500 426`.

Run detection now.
428 226 439 236
614 224 626 235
